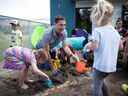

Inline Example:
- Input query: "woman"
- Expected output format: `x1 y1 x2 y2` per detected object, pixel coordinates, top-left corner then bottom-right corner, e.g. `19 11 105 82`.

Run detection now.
3 46 52 89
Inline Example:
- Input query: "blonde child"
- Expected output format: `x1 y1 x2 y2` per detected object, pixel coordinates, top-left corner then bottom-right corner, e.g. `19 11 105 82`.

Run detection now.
84 0 122 95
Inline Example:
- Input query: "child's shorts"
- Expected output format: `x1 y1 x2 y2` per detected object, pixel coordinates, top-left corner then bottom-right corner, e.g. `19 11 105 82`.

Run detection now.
3 58 27 70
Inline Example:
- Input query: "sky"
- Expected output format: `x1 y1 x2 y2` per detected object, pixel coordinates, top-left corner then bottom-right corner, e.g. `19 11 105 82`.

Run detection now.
0 0 50 23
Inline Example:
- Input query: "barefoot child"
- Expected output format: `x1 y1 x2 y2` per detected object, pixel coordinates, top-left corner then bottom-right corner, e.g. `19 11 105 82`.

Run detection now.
2 46 53 89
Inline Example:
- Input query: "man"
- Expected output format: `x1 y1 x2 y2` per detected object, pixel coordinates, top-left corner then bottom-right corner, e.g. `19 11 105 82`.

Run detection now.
10 20 23 47
36 16 78 61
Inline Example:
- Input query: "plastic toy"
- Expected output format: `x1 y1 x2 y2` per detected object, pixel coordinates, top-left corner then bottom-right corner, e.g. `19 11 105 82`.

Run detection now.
75 61 90 73
52 56 61 70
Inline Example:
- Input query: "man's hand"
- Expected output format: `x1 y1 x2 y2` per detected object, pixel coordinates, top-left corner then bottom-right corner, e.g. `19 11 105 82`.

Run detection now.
71 55 80 62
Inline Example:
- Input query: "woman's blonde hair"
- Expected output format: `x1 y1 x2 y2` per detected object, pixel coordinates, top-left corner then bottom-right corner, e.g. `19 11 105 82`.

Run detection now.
90 0 114 26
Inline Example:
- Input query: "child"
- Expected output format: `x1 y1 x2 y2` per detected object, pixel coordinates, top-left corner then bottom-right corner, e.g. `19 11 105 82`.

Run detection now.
3 46 53 89
10 20 23 47
85 0 122 96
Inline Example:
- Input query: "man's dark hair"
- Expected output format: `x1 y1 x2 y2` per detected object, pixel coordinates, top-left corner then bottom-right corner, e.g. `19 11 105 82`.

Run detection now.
55 16 65 23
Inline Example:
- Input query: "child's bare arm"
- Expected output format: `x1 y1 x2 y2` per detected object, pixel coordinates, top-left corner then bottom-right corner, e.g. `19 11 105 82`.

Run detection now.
31 62 50 80
86 41 99 51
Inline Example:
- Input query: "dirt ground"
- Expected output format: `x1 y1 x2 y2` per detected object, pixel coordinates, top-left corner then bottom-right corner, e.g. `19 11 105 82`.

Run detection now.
0 62 128 96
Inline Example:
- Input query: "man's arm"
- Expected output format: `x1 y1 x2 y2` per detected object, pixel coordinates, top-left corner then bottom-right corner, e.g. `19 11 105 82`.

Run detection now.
62 30 75 56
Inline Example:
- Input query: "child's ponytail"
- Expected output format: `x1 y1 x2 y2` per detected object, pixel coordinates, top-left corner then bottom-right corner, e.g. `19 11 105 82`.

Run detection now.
91 0 114 26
